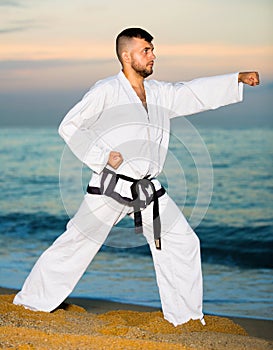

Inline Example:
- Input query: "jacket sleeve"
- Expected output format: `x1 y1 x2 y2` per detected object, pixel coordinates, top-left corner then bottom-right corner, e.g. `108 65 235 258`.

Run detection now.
58 86 111 174
165 73 244 118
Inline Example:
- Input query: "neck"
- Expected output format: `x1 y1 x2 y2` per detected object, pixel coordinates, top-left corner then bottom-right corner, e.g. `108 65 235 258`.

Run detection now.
122 68 145 89
122 69 147 108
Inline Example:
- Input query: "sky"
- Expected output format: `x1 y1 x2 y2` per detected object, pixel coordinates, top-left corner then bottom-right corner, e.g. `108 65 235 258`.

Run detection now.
0 0 273 127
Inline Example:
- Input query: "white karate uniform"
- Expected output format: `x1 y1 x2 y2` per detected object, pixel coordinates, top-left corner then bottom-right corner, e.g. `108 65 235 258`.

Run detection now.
14 71 243 325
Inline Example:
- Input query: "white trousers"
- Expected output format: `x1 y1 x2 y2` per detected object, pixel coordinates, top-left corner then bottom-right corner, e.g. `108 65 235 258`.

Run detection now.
13 192 203 326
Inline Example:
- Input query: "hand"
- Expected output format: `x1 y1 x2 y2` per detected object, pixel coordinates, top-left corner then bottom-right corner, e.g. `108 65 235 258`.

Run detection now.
107 151 123 169
238 72 260 86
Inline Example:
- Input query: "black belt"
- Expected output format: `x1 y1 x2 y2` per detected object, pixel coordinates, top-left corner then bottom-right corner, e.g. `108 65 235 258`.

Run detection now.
86 168 165 250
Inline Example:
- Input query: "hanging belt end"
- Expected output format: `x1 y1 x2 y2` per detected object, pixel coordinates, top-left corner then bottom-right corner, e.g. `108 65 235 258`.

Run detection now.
155 238 161 250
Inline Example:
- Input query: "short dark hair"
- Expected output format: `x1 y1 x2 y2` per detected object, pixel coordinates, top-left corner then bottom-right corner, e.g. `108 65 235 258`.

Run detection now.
116 27 153 62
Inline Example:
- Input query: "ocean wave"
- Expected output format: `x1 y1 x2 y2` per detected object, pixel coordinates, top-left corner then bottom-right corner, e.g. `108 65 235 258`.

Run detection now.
0 212 67 239
196 224 273 268
1 212 272 269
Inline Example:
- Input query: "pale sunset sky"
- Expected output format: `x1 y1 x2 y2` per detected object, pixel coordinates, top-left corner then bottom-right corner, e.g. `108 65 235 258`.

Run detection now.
0 0 272 126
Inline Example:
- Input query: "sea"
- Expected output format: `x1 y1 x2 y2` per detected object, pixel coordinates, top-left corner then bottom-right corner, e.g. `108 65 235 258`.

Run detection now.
0 121 272 320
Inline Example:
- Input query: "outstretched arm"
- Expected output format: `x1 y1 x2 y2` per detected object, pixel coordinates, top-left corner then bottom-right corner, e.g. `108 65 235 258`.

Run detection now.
238 72 260 86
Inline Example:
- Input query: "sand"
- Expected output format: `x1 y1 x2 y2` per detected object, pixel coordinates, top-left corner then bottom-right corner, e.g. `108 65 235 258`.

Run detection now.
0 289 272 350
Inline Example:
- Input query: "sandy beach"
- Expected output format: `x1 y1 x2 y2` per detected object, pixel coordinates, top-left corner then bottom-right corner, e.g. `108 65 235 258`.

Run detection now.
0 287 272 349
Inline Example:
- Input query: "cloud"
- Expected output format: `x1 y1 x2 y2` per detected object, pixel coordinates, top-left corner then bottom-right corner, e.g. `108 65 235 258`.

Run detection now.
0 0 23 6
0 57 119 94
0 58 115 71
0 26 29 34
0 17 36 35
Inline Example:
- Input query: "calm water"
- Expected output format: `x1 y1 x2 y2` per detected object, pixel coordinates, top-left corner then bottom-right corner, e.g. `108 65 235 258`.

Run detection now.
0 123 272 319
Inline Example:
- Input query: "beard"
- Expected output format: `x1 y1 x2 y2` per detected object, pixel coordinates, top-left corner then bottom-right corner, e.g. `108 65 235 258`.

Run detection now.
131 59 153 78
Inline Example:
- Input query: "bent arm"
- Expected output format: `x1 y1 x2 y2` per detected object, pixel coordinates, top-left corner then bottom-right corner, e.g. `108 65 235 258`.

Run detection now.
58 88 111 174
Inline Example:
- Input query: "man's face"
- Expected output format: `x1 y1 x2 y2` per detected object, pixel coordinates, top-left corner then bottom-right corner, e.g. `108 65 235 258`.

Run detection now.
129 38 156 78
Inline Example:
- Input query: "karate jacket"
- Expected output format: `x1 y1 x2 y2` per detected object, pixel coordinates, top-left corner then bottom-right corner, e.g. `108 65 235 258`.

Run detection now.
59 71 243 195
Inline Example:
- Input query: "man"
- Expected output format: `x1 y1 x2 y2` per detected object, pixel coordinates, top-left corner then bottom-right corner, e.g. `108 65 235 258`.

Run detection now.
13 28 259 326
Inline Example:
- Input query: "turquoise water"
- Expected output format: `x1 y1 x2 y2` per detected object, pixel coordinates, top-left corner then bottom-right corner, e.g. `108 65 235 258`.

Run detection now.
0 125 272 319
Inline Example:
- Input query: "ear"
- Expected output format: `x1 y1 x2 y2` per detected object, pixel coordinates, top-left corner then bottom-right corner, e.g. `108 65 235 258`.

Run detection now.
121 51 130 64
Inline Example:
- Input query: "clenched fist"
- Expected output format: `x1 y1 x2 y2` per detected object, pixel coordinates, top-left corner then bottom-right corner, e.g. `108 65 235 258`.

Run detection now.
238 72 260 86
107 151 123 169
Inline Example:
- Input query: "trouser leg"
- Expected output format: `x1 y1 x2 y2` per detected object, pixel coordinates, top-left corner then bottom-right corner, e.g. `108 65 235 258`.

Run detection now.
141 193 203 326
13 194 128 312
